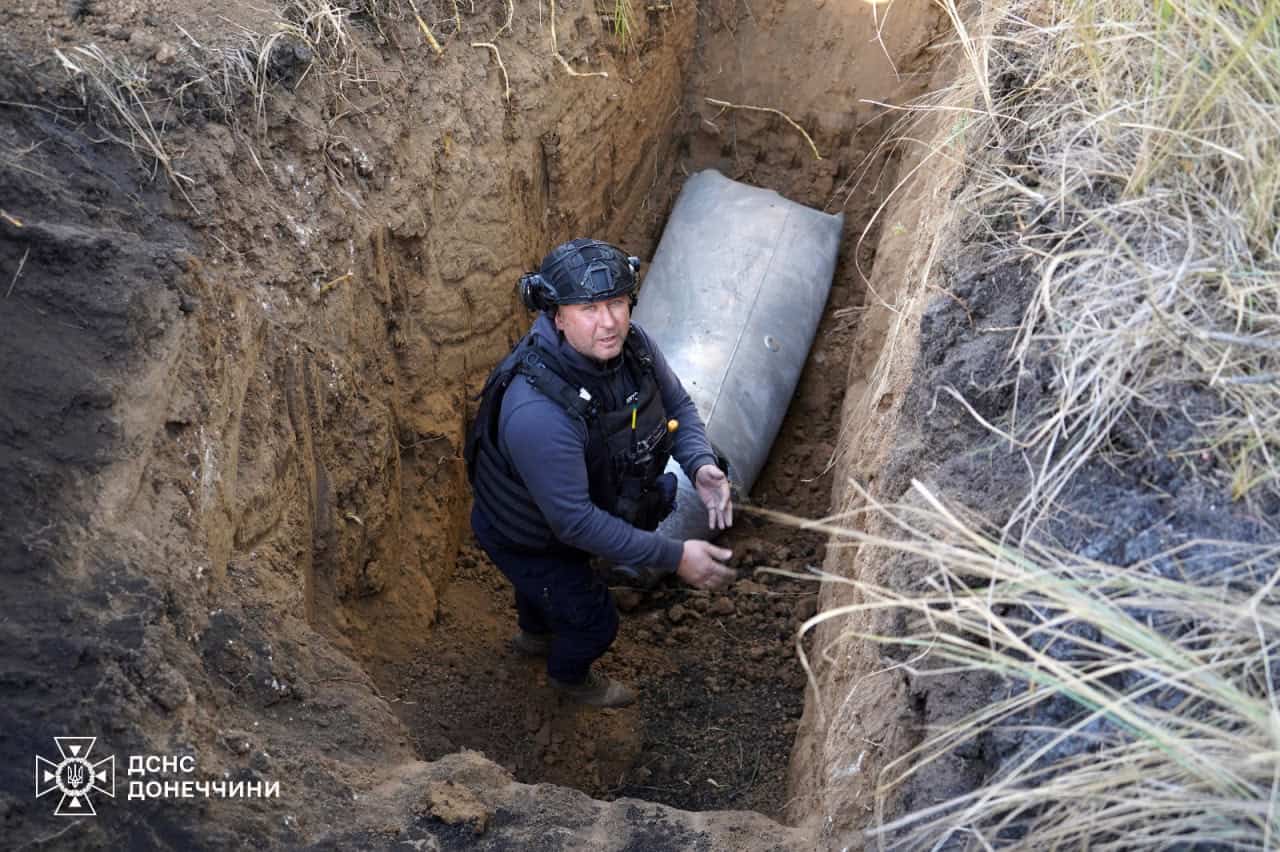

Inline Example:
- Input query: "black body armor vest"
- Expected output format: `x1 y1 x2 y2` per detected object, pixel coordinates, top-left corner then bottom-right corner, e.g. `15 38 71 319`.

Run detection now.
466 330 675 551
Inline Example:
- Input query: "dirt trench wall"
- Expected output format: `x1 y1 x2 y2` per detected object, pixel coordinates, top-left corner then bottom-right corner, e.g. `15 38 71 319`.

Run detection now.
1 0 974 842
782 57 974 851
174 2 698 669
787 7 1280 843
0 2 695 844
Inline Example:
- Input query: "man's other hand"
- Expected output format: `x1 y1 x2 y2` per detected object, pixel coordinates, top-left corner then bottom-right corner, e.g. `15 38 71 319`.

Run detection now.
677 541 735 591
694 464 733 530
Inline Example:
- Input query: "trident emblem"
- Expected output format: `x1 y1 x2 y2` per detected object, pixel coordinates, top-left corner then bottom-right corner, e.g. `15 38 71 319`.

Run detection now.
67 764 85 787
35 737 115 816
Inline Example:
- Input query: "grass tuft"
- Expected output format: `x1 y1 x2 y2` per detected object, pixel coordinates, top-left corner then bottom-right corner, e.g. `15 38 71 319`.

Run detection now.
808 0 1280 845
608 0 638 52
53 44 199 209
930 0 1280 527
771 480 1280 849
52 1 410 188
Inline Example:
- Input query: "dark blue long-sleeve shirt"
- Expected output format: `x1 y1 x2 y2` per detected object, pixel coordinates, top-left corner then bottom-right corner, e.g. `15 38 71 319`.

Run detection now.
497 313 717 570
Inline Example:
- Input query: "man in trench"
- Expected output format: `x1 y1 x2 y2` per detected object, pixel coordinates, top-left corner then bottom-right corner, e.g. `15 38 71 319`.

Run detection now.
467 238 737 708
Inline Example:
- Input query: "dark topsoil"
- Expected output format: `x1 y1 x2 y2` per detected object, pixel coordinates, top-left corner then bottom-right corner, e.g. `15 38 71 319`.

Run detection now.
869 231 1280 827
0 47 216 847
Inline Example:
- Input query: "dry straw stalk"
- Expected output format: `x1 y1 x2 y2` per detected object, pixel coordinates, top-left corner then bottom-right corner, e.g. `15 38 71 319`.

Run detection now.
796 0 1280 845
769 479 1280 849
948 0 1280 527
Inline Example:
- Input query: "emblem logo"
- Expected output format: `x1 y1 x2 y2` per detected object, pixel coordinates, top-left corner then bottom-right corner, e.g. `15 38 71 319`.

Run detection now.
35 737 115 816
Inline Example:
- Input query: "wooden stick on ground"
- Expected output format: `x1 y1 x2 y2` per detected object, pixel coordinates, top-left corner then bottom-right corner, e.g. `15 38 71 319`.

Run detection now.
318 270 352 295
704 97 822 160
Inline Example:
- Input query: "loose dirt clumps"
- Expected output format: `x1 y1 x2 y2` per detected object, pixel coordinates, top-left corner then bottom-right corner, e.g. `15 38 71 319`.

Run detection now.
310 751 811 850
384 534 818 816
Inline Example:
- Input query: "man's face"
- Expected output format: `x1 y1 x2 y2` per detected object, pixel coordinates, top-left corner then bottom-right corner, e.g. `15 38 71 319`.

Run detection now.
554 296 631 362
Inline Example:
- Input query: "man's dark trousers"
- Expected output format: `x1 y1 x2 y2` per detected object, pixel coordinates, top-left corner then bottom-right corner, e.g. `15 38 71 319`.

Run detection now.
470 505 619 684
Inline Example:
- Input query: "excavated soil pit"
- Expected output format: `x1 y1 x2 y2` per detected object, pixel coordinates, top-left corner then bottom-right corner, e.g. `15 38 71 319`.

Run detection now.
376 297 846 815
373 6 941 804
0 0 947 844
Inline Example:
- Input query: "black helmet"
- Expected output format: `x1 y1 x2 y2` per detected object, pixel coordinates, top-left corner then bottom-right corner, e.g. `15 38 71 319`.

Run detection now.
518 238 641 312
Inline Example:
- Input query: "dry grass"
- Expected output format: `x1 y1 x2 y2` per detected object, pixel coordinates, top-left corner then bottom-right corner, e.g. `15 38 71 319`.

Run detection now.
49 0 602 185
605 0 638 52
775 480 1280 849
50 0 459 179
803 0 1280 846
181 0 384 132
53 44 199 209
924 0 1280 530
52 4 371 194
50 0 428 191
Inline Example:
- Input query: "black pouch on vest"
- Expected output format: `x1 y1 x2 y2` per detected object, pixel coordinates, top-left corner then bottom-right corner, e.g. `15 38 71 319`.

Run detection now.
624 471 678 531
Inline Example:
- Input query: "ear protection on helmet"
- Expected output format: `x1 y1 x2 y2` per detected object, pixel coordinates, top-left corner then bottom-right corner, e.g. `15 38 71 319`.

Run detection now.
518 273 555 312
518 240 644 312
624 256 640 307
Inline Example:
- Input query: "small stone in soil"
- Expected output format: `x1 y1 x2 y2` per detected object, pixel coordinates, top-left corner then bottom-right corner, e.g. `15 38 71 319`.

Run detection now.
615 589 643 611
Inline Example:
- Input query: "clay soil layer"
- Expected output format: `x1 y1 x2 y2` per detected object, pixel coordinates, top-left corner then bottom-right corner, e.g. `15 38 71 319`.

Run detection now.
1 0 944 847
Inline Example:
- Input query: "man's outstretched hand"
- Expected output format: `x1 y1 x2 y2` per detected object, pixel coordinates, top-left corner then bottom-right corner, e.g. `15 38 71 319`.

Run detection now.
694 464 733 530
677 540 735 591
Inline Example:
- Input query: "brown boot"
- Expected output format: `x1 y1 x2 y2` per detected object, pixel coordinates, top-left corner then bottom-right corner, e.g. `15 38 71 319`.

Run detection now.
550 669 637 708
